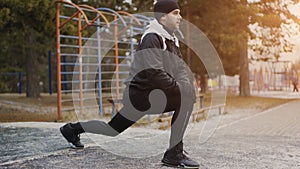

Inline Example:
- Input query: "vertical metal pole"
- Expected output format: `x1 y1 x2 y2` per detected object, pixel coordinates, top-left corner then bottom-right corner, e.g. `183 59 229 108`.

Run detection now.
48 50 53 95
78 12 83 114
18 72 22 94
62 55 67 91
56 2 62 119
96 16 103 116
130 18 134 62
186 2 191 67
114 15 120 101
273 62 276 90
219 75 222 90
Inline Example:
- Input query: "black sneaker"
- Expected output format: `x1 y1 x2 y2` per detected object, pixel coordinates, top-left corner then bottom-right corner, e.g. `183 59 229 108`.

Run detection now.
162 142 199 169
60 123 84 149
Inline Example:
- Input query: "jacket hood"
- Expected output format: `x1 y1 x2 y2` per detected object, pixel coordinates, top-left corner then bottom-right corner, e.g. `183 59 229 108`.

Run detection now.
141 19 179 49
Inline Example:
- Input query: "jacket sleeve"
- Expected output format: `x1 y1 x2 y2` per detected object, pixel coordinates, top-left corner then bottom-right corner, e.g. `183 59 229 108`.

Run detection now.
137 33 179 91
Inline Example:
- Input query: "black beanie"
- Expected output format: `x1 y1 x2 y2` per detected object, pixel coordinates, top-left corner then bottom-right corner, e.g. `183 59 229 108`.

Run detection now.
154 0 179 21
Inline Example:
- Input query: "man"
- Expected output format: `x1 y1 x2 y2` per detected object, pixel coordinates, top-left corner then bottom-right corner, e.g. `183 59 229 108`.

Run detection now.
292 74 299 92
60 0 199 168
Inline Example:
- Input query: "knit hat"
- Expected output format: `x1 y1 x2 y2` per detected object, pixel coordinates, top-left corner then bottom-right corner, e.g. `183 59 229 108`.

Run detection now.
154 0 179 21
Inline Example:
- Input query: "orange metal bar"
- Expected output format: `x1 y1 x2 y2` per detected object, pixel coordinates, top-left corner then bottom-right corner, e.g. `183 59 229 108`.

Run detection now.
56 2 62 119
98 11 116 16
55 0 90 116
117 11 142 25
56 0 90 26
114 15 120 101
116 11 142 36
78 4 110 31
118 24 133 36
186 7 191 66
78 12 83 114
81 16 101 31
59 10 80 28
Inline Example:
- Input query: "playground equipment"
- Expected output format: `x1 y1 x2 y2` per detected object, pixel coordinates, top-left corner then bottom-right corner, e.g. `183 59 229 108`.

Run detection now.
55 0 151 118
0 72 25 94
0 50 52 95
250 60 293 92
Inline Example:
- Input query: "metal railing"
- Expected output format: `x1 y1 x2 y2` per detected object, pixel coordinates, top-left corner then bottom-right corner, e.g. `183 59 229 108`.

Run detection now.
55 0 151 118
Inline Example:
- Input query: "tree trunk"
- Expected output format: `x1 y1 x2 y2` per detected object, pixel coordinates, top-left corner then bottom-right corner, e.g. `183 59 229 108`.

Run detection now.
26 28 40 98
239 37 250 96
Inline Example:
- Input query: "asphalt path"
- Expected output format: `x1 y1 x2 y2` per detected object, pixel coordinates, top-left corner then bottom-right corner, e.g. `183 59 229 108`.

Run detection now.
1 99 300 169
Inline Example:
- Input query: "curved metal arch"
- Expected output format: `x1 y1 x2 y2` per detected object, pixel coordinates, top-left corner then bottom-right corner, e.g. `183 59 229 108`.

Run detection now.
133 14 153 22
78 4 110 28
97 8 127 27
56 0 90 25
117 11 142 25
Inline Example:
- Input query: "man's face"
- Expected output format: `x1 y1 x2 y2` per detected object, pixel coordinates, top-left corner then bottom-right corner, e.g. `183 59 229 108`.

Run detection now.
164 9 182 31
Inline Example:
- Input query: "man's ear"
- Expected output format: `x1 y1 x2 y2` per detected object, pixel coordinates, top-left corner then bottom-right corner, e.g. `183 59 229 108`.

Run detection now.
159 15 167 24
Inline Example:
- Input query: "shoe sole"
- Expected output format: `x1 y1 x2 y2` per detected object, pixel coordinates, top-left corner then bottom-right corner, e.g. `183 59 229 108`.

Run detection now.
162 161 199 169
69 142 84 149
60 127 84 149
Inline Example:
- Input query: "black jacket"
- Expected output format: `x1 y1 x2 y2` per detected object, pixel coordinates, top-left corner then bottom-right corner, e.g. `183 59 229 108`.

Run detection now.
125 20 196 103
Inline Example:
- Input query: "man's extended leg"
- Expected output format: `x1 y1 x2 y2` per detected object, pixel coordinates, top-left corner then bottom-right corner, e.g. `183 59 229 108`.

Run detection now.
60 106 145 148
